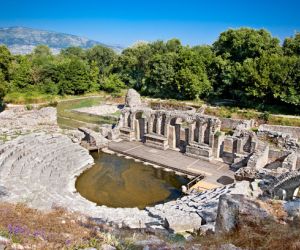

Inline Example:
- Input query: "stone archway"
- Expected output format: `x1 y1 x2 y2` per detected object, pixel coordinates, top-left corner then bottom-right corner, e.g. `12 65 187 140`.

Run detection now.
168 117 189 152
269 171 300 200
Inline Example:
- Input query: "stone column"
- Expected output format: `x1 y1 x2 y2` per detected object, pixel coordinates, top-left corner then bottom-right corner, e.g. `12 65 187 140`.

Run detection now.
198 121 204 143
188 123 195 144
208 126 214 147
119 113 125 128
175 124 181 147
156 116 162 135
123 112 128 127
213 132 225 158
144 116 149 135
135 119 140 141
148 116 154 134
236 138 243 154
168 125 176 149
129 113 134 130
164 120 169 138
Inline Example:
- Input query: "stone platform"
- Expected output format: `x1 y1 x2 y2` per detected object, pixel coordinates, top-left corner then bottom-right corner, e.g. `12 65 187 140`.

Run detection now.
108 140 234 186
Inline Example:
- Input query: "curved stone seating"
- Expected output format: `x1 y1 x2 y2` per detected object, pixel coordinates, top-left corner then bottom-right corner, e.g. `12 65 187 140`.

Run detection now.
0 133 162 228
0 132 245 231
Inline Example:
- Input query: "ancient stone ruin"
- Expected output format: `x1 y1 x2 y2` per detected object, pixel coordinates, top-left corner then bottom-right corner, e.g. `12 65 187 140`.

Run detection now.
1 88 300 236
119 91 223 161
118 89 300 202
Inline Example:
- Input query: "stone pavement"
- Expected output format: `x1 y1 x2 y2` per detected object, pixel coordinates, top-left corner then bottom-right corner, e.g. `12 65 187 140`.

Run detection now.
108 140 234 186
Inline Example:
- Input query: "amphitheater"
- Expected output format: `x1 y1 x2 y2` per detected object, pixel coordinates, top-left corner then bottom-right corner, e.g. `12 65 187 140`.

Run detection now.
1 89 300 233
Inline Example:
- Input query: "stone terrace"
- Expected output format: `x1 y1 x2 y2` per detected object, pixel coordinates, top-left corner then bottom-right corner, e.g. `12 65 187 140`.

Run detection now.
109 140 234 187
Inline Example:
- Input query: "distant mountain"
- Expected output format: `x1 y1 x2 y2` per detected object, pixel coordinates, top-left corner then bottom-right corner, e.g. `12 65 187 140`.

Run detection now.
0 26 123 54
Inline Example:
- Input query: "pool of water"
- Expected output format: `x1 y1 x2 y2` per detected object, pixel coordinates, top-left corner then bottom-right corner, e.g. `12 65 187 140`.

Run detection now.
76 152 190 209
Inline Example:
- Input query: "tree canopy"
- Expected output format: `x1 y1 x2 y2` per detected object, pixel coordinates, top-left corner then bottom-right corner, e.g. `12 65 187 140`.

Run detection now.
0 27 299 110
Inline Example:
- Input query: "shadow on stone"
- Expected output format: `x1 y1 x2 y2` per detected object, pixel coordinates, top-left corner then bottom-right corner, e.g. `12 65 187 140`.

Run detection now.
217 176 235 185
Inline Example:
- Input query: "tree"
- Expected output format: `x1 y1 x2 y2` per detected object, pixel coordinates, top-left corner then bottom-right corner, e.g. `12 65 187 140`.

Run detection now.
283 32 300 56
166 38 182 52
33 45 52 57
0 45 12 81
0 70 8 100
25 45 59 94
10 57 32 90
100 74 126 93
175 67 210 100
270 55 300 105
144 52 177 98
61 47 86 59
213 28 281 62
175 48 211 99
88 61 100 92
57 58 91 95
192 45 215 67
238 54 274 101
86 45 116 76
116 42 152 90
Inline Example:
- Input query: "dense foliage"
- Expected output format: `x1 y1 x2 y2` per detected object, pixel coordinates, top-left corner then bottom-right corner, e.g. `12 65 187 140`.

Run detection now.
0 28 299 109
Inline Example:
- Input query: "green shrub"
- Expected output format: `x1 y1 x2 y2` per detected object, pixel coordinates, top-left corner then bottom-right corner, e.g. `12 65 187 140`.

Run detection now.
259 111 270 122
25 104 34 110
215 131 222 137
251 127 258 133
100 74 126 94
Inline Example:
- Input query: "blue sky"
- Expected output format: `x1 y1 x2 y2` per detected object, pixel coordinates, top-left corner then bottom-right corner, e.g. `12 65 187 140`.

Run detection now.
0 0 299 47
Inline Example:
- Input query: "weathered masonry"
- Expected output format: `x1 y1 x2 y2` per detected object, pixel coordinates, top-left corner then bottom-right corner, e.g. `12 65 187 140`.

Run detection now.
119 106 224 161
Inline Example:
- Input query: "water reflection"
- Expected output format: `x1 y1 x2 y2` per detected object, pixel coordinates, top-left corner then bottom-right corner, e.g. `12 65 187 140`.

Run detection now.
76 152 189 209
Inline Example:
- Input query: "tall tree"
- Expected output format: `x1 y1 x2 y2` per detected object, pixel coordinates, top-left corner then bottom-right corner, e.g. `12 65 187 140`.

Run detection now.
60 47 86 59
86 45 116 76
11 57 32 90
283 32 300 56
213 28 281 62
144 52 177 97
57 58 91 95
0 70 8 100
0 45 13 81
116 42 152 90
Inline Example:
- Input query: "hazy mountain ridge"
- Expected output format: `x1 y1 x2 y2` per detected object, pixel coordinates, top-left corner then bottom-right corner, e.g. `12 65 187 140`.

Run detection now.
0 27 123 54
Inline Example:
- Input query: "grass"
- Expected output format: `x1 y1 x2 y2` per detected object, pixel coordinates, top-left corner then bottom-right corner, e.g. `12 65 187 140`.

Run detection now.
3 90 123 105
197 217 300 250
4 91 58 104
205 106 259 119
205 105 300 127
149 98 204 111
0 202 130 249
56 97 119 129
0 200 299 249
268 116 300 127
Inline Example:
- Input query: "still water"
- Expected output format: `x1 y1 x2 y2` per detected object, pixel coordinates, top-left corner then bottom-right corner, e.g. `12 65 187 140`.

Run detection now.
76 152 189 209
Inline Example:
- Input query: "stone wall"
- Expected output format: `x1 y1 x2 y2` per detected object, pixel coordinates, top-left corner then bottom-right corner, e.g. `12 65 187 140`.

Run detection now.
220 118 254 130
258 129 299 152
259 124 300 140
247 142 269 169
268 149 290 161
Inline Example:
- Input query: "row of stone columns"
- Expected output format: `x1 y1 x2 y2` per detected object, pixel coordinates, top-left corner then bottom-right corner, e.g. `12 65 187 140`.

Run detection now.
188 121 212 145
121 111 219 149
